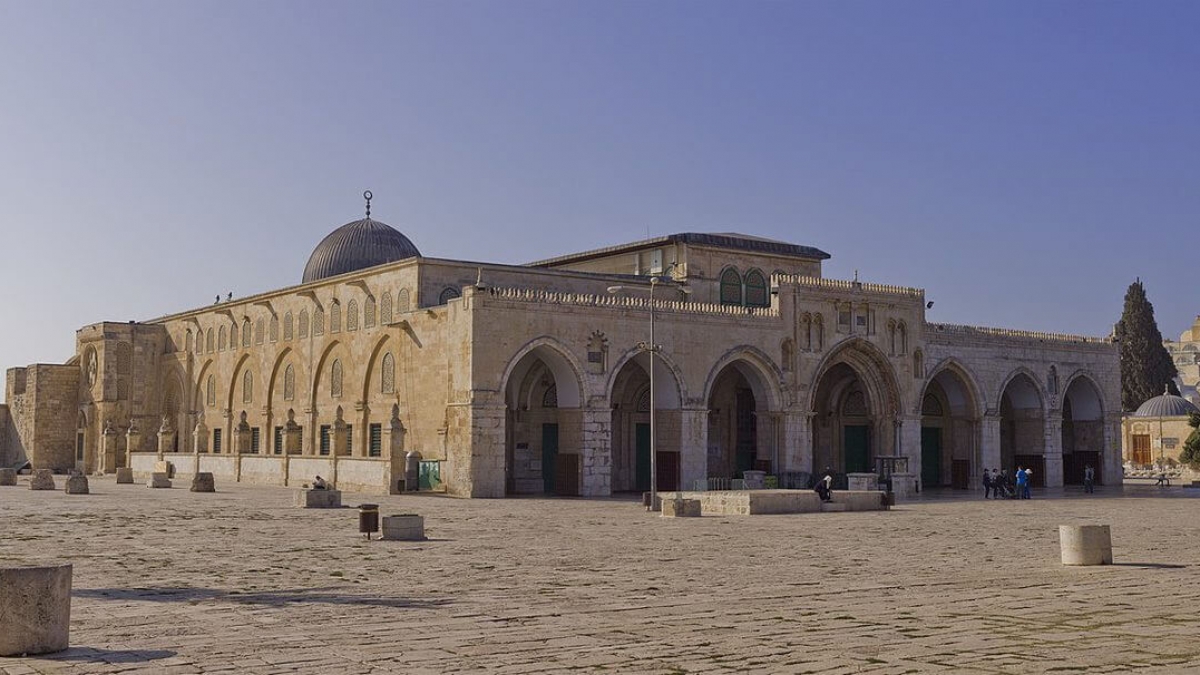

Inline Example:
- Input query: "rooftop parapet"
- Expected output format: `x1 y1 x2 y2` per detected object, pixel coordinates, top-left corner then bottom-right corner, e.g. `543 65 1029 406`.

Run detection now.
927 322 1113 346
773 274 925 300
484 286 780 318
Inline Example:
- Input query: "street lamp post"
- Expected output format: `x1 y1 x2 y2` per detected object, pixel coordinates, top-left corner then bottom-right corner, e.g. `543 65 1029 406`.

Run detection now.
609 272 688 511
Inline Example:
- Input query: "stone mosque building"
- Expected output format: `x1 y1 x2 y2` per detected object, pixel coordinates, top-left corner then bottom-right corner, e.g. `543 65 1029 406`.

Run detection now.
0 197 1123 496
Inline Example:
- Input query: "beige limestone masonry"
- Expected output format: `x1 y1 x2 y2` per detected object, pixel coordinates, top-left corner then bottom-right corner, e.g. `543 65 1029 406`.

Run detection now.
2 232 1120 498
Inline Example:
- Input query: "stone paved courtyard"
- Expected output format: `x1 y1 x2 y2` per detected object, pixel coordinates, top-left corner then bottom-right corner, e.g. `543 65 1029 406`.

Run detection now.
1 479 1198 674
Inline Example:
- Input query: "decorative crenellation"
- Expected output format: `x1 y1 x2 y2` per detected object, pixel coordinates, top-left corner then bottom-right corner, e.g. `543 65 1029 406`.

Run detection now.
484 287 780 318
927 322 1113 345
773 274 924 299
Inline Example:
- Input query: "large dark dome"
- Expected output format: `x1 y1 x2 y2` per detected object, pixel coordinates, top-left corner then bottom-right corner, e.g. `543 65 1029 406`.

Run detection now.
302 217 421 283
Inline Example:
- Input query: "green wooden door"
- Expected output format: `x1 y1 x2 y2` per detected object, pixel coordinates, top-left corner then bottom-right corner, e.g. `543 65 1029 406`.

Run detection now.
921 427 942 488
635 423 651 492
542 423 559 494
844 425 870 473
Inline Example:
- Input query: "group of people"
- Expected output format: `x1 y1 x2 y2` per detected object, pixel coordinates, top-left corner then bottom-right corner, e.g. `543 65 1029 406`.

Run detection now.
981 467 1033 499
982 464 1097 498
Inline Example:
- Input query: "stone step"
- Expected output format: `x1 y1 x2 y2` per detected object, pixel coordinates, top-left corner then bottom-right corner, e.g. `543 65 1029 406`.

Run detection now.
820 502 848 512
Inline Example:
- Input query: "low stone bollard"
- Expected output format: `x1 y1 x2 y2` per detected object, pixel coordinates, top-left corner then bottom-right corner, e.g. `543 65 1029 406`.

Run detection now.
381 514 426 540
0 563 72 656
661 498 702 518
742 470 767 490
29 470 56 491
0 468 16 486
190 472 215 492
115 467 134 484
64 475 89 495
154 461 175 479
147 472 172 489
295 489 342 508
1060 524 1113 566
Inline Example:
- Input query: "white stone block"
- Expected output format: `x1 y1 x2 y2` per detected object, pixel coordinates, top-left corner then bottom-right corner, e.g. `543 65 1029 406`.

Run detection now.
147 472 172 489
381 514 425 540
0 564 72 656
295 489 342 508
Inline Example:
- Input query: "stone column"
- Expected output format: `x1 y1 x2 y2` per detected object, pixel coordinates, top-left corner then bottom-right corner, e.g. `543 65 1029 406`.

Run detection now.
385 405 406 493
677 408 709 491
980 412 1001 474
304 407 317 456
124 421 141 472
355 401 368 457
460 402 506 498
899 415 922 483
1044 413 1064 488
579 407 612 497
779 410 813 475
101 421 119 476
192 417 208 476
156 416 175 460
221 409 233 454
1103 412 1123 486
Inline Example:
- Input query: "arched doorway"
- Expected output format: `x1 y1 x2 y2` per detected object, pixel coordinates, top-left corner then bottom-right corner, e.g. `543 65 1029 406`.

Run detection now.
999 372 1046 487
810 341 901 480
608 352 683 492
503 343 584 496
919 365 980 489
707 357 778 479
1061 374 1105 485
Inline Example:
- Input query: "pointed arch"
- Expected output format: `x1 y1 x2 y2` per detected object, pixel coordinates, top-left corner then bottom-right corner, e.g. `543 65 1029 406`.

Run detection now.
703 345 785 411
380 291 393 324
225 353 253 412
807 337 902 416
995 367 1049 413
361 334 397 402
1060 370 1105 420
265 347 296 410
921 357 986 417
396 288 411 312
347 299 359 331
364 295 376 328
499 336 587 409
283 311 294 341
604 346 687 409
310 340 349 407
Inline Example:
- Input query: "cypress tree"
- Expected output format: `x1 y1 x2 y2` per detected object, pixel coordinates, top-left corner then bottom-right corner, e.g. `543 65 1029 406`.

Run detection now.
1115 278 1178 411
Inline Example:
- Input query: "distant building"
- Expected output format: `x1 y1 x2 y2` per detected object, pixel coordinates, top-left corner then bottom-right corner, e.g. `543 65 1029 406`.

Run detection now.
1165 316 1200 406
1121 388 1199 468
1 199 1122 494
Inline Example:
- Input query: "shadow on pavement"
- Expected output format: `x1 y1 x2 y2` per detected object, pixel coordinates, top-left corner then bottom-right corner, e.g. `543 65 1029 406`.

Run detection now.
39 647 177 663
74 586 450 609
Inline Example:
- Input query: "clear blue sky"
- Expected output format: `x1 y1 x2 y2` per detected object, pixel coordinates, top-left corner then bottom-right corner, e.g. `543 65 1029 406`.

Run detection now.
2 1 1198 398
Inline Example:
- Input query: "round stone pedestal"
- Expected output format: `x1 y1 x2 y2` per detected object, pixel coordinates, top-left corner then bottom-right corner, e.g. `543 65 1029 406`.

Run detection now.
1059 524 1113 566
0 564 72 656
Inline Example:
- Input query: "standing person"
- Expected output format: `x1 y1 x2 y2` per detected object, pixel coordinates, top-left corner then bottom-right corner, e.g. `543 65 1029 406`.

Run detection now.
982 468 993 499
1015 465 1029 500
1023 468 1033 499
993 469 1006 499
1083 465 1095 494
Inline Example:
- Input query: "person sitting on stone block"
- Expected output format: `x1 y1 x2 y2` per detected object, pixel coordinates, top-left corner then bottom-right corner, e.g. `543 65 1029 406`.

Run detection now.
313 475 329 490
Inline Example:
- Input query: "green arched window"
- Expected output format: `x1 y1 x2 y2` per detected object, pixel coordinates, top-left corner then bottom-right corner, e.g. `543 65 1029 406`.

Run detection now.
719 268 742 306
744 269 768 307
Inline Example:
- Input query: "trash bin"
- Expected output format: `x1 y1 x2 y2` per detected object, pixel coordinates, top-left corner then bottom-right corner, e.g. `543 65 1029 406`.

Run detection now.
358 504 379 539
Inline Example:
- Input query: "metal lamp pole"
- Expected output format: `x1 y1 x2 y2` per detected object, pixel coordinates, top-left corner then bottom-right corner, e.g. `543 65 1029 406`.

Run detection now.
609 273 689 511
647 276 658 511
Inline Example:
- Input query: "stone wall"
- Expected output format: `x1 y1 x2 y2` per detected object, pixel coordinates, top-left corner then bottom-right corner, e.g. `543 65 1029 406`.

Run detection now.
0 404 14 467
4 364 80 471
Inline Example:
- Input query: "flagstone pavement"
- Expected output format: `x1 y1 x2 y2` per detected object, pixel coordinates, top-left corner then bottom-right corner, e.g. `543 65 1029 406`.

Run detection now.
2 478 1198 674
